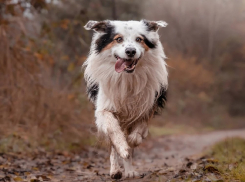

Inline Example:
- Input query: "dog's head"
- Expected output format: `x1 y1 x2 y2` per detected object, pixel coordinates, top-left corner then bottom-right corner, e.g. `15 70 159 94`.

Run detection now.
84 20 167 73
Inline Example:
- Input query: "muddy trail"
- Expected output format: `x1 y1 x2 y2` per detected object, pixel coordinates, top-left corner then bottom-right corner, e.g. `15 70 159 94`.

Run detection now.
0 129 245 182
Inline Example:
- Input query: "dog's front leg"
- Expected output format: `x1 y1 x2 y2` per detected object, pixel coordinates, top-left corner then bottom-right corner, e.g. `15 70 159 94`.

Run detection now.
95 110 130 159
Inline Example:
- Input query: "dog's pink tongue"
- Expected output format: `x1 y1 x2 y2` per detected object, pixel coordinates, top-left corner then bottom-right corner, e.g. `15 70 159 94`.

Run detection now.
115 58 126 73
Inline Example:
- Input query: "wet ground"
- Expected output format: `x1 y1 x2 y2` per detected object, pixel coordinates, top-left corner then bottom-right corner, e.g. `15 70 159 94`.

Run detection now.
0 129 245 182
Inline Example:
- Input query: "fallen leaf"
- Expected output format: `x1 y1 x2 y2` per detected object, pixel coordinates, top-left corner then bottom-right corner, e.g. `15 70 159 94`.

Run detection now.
14 176 23 181
204 165 220 174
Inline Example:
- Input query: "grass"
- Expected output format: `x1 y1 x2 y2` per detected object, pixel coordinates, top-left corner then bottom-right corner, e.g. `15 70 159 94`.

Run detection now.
149 125 193 136
208 137 245 181
149 124 214 137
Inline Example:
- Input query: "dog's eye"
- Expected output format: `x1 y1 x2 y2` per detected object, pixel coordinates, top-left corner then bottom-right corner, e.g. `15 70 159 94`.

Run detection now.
116 37 123 43
136 37 142 42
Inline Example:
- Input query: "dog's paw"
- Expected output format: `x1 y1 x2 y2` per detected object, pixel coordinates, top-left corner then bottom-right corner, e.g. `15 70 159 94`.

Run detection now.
110 170 123 179
128 132 143 147
125 170 144 178
117 145 130 159
142 127 149 139
128 123 148 147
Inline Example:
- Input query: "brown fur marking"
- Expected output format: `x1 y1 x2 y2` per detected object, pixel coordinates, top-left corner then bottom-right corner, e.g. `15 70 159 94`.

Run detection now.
102 34 123 51
138 36 149 51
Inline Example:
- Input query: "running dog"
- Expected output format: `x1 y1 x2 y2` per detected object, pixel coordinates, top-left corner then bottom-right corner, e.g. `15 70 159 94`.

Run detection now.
83 19 168 179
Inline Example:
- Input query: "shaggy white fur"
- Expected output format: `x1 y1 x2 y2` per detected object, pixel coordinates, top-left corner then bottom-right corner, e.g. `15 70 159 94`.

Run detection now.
83 19 168 179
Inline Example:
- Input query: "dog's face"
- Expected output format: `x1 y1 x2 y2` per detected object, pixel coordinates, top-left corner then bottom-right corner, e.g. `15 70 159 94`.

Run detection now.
84 20 167 73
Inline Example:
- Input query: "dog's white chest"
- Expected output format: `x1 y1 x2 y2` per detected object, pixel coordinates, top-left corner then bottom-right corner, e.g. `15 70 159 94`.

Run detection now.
97 74 157 123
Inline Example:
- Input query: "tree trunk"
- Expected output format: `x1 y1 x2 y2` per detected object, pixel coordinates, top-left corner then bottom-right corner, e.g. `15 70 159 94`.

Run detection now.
112 0 117 20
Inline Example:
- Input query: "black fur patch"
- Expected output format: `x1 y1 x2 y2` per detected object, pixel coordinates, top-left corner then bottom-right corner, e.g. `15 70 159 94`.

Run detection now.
154 86 167 115
142 19 158 32
87 83 99 103
95 25 116 53
141 34 156 49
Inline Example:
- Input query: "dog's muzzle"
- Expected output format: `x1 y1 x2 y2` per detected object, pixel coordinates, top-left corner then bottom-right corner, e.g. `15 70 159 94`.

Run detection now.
114 55 141 73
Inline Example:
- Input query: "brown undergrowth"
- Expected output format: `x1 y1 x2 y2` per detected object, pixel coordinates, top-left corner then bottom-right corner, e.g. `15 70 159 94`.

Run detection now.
0 20 94 153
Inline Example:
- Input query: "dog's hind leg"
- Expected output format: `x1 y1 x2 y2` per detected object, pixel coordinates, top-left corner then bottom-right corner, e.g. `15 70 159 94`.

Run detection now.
123 148 143 178
96 110 130 159
110 146 122 179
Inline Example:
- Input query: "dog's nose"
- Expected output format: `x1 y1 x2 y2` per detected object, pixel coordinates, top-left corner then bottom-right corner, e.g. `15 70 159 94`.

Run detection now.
125 48 136 58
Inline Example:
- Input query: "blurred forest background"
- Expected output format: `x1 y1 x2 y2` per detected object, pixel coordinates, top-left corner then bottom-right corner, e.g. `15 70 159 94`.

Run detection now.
0 0 245 152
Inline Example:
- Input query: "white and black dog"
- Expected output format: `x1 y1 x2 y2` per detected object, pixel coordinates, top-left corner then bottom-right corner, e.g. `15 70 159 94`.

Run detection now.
83 20 168 179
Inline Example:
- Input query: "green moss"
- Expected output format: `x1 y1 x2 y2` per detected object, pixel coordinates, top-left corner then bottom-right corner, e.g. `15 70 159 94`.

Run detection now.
208 137 245 181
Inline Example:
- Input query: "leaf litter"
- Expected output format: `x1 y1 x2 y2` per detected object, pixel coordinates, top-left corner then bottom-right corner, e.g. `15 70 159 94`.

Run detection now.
0 129 244 182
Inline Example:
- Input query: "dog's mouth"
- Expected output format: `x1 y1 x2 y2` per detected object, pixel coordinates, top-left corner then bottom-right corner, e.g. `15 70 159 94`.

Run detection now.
114 55 141 73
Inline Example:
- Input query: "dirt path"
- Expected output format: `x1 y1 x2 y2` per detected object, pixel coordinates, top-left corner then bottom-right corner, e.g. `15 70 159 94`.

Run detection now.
0 129 245 182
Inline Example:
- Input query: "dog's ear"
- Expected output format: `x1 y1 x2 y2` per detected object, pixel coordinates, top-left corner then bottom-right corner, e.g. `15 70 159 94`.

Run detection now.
142 19 168 32
84 20 110 32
